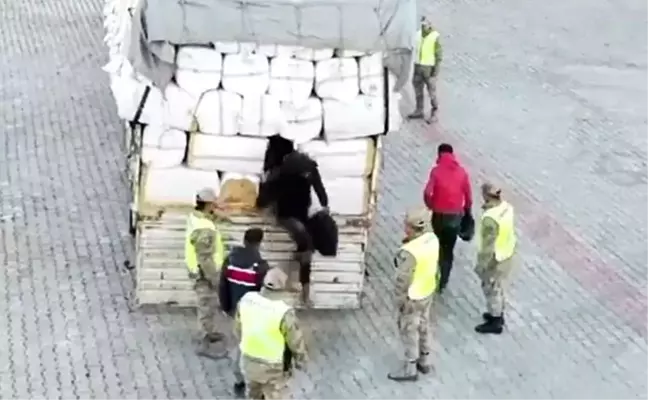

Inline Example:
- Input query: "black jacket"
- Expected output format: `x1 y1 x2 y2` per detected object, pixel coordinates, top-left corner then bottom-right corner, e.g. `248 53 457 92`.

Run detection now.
257 152 328 221
218 245 269 316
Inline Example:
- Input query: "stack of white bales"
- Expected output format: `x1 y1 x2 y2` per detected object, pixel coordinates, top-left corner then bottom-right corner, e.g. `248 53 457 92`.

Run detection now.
107 40 402 215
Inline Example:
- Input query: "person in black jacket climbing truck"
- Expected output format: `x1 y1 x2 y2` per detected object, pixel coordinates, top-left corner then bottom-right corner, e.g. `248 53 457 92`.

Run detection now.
257 135 330 307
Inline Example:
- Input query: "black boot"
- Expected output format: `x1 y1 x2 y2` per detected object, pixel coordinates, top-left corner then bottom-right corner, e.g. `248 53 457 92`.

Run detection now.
233 381 245 398
482 312 505 325
475 316 503 335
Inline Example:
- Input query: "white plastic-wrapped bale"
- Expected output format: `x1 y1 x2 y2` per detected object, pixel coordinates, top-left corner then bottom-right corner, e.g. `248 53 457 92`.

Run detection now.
279 97 323 144
222 52 270 96
322 95 385 140
298 138 375 177
187 134 268 174
194 90 242 135
141 124 187 168
315 58 360 102
239 94 285 137
269 57 315 106
175 46 223 97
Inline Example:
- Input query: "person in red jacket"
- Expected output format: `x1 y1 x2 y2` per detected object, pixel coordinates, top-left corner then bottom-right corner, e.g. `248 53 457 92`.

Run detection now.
423 143 473 293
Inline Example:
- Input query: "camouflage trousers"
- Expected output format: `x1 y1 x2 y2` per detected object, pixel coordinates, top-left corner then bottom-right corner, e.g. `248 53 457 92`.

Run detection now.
195 280 220 337
241 355 287 399
397 296 433 361
476 258 514 316
412 64 438 112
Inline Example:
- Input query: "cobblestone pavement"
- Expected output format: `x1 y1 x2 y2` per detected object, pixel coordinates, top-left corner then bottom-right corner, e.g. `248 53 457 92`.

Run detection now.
1 0 646 397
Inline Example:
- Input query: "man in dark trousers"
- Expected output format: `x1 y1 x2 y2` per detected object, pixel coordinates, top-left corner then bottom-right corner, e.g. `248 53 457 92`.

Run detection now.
423 143 473 293
257 139 329 307
219 228 270 397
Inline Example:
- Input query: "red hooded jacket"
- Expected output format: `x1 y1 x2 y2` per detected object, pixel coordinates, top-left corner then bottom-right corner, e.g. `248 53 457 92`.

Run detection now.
423 153 472 214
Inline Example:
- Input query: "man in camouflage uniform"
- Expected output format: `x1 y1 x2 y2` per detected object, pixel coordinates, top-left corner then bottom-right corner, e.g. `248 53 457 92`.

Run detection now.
186 187 230 359
388 208 440 381
474 183 517 335
408 18 443 121
235 268 308 399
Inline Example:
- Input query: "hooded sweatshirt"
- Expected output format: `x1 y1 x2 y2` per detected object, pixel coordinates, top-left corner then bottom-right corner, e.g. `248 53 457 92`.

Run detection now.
423 153 472 214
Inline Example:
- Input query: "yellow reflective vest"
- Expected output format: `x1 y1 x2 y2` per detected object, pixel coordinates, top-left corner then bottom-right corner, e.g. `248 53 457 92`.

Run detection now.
400 232 440 300
238 292 291 363
185 211 225 275
416 30 440 66
477 201 516 262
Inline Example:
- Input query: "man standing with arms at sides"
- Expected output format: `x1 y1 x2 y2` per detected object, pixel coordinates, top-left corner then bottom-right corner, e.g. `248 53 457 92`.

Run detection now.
235 268 308 399
388 208 439 382
219 228 270 397
474 183 516 335
423 143 473 293
186 187 229 359
408 17 443 122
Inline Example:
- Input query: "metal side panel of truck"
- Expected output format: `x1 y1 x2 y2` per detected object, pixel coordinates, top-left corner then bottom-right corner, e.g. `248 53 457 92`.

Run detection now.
125 124 383 310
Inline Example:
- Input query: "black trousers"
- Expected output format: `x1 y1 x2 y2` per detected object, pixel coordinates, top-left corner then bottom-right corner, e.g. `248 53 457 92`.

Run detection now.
431 212 462 289
277 217 313 284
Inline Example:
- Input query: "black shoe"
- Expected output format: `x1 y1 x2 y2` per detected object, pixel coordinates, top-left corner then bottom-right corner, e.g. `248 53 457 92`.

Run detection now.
475 316 504 335
407 111 424 119
482 312 505 325
233 381 245 397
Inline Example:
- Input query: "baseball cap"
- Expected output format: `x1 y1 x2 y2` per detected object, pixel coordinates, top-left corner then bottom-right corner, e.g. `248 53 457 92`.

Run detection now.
405 208 430 229
196 187 218 202
263 268 287 291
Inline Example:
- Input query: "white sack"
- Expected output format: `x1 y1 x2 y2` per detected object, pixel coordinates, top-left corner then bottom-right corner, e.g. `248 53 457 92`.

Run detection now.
322 95 384 140
315 58 360 102
298 138 374 177
214 41 255 54
164 83 199 131
222 52 270 96
311 177 369 215
269 57 315 105
109 74 163 124
239 94 284 137
175 69 222 98
194 90 242 135
176 46 223 71
256 44 295 58
142 166 221 206
188 134 268 174
340 49 366 57
279 97 323 144
141 124 187 168
359 52 385 97
293 47 334 61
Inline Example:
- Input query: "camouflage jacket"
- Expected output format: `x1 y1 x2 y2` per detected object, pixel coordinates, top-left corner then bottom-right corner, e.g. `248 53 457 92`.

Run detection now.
234 291 308 367
475 201 500 273
189 210 221 285
393 232 427 309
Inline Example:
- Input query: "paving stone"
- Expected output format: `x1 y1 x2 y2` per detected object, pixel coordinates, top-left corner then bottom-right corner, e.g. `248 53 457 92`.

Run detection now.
0 0 646 398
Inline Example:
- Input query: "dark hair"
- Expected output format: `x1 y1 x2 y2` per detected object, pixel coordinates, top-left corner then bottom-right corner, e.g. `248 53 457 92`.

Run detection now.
437 143 453 155
244 228 264 245
195 200 208 211
263 135 295 172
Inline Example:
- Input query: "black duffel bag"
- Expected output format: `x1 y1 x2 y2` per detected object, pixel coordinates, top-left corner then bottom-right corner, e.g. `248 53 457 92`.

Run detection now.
458 211 475 242
306 210 339 256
